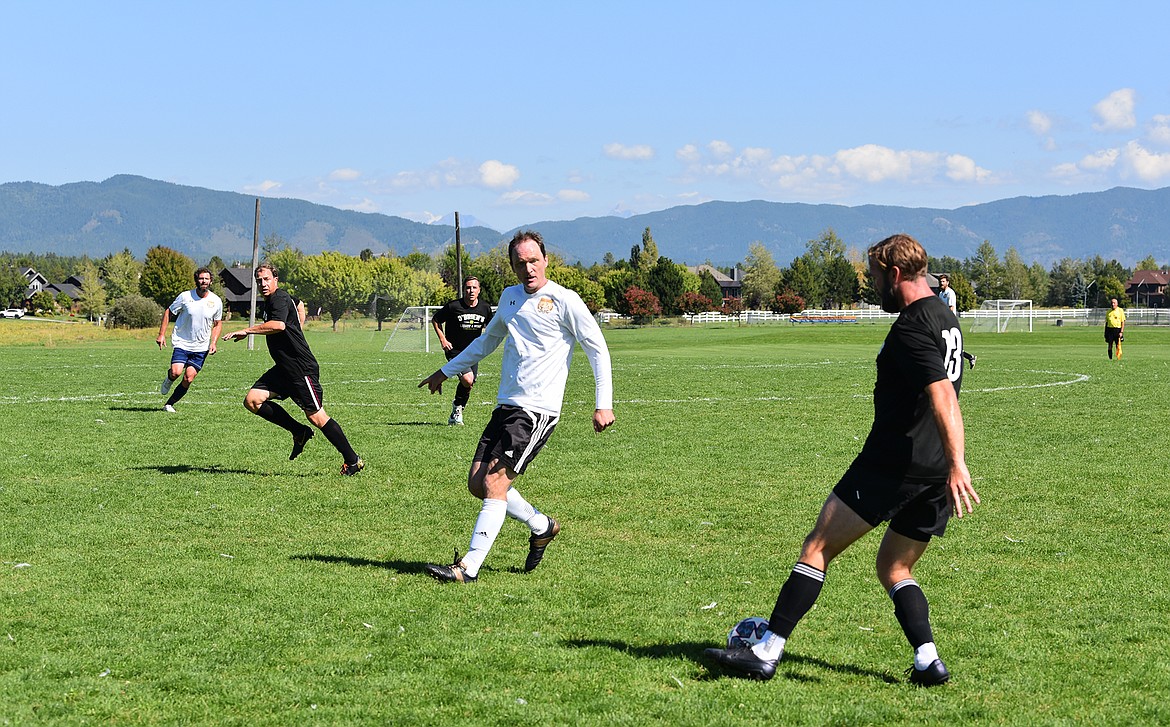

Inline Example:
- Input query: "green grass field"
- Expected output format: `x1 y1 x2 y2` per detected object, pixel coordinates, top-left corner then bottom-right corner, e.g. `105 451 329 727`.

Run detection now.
2 318 1168 725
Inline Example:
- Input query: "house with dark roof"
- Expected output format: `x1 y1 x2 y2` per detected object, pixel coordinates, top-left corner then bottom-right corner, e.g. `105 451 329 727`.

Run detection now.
20 267 49 302
43 274 92 309
687 264 743 300
219 267 255 315
1126 270 1167 308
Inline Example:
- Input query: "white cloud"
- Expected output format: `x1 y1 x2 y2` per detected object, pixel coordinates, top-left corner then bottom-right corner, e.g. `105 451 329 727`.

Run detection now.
329 168 361 182
1026 110 1052 135
1147 115 1170 147
339 198 378 212
479 160 520 189
834 144 940 182
1049 162 1082 180
1079 148 1120 171
498 190 555 206
243 180 282 194
604 143 655 161
675 144 701 163
1092 88 1137 131
557 189 590 202
945 154 992 183
708 140 734 159
1122 140 1170 181
675 139 996 196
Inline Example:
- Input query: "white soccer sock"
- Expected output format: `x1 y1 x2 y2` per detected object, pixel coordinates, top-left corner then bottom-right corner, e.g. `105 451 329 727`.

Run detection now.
460 498 507 577
751 631 785 661
914 641 939 670
505 487 549 534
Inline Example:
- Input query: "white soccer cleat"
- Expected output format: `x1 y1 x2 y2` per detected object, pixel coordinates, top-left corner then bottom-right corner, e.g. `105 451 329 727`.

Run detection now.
160 376 174 395
449 405 464 426
163 404 177 413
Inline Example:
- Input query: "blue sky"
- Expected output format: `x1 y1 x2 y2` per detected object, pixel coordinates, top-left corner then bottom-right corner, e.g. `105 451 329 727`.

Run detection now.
4 1 1170 232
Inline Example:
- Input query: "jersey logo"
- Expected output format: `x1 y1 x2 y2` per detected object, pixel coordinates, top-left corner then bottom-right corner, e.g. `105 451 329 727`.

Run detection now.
537 297 554 313
941 327 963 381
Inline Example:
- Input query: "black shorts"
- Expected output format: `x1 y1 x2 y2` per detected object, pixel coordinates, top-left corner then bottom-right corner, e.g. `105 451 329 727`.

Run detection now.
445 348 479 378
251 366 324 414
1105 327 1122 343
832 466 950 542
473 405 558 475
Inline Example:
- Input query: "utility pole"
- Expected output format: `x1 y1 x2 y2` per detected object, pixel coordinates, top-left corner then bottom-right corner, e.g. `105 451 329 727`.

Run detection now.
248 198 260 351
454 211 463 288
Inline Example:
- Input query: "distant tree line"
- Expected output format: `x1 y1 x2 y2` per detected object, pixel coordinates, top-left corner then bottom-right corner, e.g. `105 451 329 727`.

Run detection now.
2 229 1167 327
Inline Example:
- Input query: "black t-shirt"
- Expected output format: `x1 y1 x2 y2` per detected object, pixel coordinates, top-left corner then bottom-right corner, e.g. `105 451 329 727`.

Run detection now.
262 288 319 378
853 295 963 481
432 298 494 351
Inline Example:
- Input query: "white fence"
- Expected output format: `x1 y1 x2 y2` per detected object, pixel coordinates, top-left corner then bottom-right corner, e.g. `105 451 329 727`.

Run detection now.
668 307 1170 327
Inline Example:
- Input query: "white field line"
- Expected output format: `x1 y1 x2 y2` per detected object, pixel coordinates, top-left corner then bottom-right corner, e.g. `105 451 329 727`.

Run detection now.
0 367 1091 407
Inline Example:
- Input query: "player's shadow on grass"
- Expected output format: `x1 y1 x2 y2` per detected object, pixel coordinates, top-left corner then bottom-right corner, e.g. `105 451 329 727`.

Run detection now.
129 464 268 476
566 639 897 684
108 406 168 412
291 553 431 576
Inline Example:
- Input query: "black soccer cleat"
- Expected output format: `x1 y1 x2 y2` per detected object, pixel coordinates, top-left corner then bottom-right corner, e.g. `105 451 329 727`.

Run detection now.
290 427 314 461
340 457 365 476
524 517 560 572
425 549 477 584
704 646 777 681
968 354 977 370
906 658 950 687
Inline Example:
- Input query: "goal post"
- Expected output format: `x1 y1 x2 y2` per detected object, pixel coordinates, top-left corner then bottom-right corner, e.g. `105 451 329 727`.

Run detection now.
382 305 442 352
967 299 1033 333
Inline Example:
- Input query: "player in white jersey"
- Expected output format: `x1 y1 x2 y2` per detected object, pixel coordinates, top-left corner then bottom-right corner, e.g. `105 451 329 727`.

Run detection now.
419 230 615 583
156 268 223 412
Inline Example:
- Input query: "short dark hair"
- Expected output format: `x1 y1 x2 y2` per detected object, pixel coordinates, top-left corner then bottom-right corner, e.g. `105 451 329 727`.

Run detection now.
194 267 212 281
868 234 927 280
937 273 949 283
256 262 279 278
508 230 546 263
463 276 480 286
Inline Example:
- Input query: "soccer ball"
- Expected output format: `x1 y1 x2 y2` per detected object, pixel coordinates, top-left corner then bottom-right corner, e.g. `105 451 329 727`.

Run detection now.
726 617 770 649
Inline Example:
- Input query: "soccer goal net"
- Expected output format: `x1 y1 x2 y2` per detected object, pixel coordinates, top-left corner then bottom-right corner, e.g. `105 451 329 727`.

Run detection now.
382 306 442 352
967 299 1033 333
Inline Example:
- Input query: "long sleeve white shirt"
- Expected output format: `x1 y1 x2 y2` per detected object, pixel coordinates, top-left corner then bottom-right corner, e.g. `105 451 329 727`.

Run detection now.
440 280 613 417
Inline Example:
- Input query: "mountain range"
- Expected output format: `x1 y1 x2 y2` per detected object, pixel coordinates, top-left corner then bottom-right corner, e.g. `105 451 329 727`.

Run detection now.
2 174 1167 267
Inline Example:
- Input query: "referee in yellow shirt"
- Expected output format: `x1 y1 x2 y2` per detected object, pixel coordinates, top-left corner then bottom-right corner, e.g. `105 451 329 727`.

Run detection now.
1105 297 1126 360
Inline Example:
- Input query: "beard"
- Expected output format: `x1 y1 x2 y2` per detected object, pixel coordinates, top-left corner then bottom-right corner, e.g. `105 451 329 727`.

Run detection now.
878 277 899 313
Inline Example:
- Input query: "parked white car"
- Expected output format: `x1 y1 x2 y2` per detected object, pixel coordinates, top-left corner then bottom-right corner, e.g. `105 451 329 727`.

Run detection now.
1 308 26 319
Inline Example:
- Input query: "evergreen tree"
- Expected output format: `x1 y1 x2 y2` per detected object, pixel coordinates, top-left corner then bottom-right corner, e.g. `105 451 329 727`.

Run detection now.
139 246 196 308
698 270 724 308
646 256 686 315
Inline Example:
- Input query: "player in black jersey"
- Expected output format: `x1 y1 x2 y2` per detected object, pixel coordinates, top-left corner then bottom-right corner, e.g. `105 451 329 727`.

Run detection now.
706 234 980 686
431 277 494 425
224 263 365 475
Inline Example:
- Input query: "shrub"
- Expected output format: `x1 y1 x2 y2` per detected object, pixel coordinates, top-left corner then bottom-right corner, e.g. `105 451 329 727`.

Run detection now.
772 289 805 314
721 297 745 315
677 291 715 315
105 294 164 330
30 290 57 315
620 286 662 323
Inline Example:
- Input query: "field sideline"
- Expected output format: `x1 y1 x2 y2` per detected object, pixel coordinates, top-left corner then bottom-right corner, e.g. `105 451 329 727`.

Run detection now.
1 319 1168 725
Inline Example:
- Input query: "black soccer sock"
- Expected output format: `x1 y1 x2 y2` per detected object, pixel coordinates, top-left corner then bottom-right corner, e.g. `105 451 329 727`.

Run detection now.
255 401 303 434
165 382 190 406
453 382 472 407
890 579 935 648
768 562 826 639
321 418 359 465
